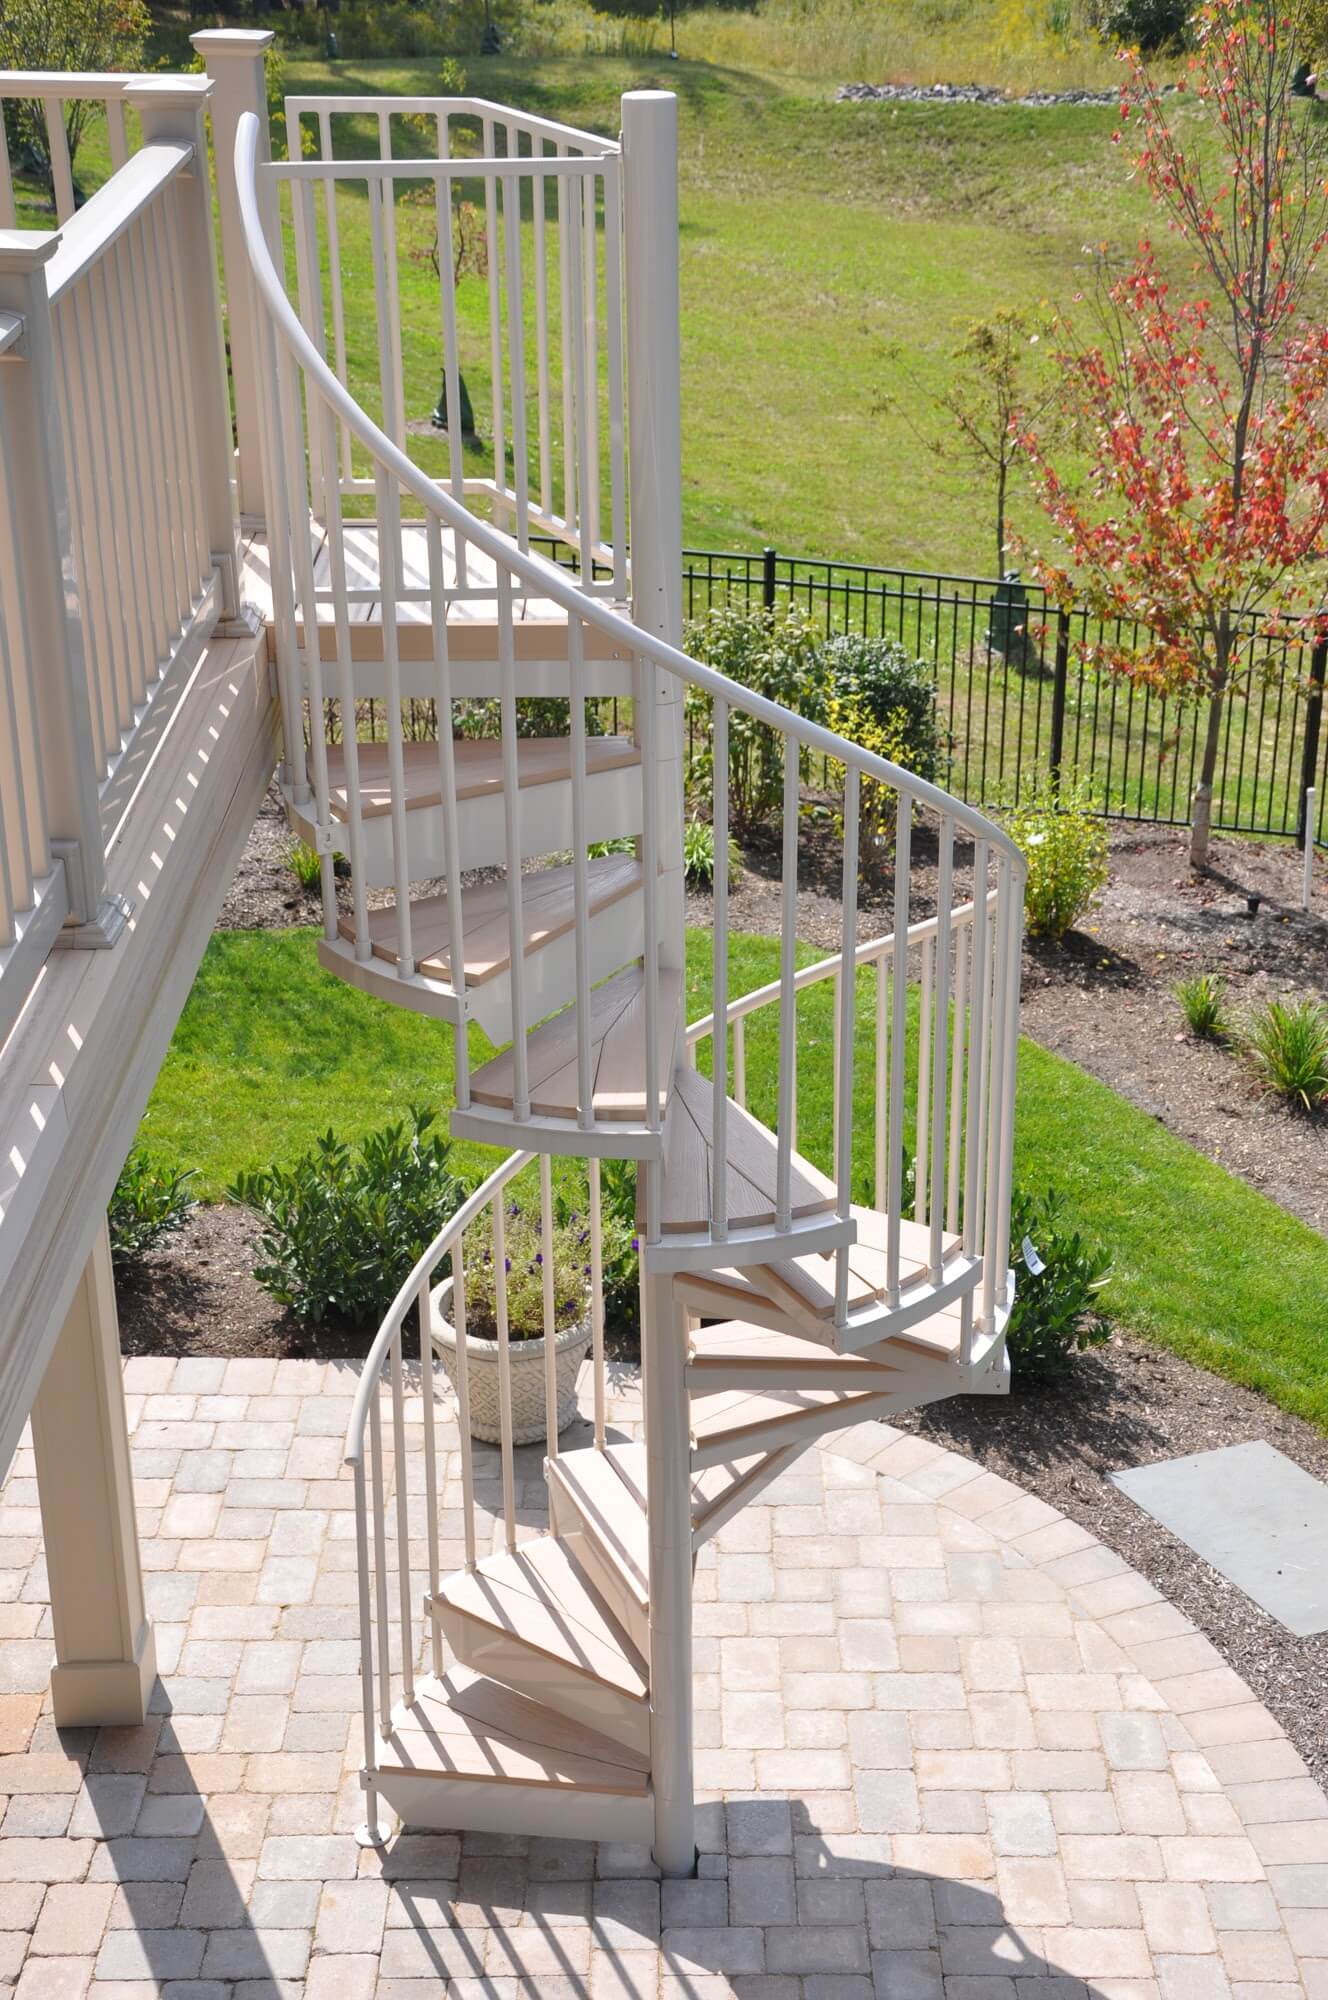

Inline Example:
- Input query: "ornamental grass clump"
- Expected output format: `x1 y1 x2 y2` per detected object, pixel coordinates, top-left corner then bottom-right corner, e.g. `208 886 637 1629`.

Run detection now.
1243 996 1328 1112
1173 971 1230 1042
1002 778 1108 941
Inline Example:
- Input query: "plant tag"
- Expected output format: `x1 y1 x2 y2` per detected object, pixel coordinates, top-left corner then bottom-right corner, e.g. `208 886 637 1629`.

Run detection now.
1021 1236 1046 1276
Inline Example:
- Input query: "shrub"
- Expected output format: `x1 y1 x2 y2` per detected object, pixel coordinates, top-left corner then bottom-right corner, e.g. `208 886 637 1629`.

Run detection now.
1086 0 1192 52
108 1150 196 1275
683 603 824 831
825 690 916 882
1174 971 1229 1042
231 1110 469 1326
1243 996 1328 1111
464 1202 593 1341
683 817 742 890
1002 777 1108 941
819 634 945 788
455 696 607 740
1005 1185 1112 1378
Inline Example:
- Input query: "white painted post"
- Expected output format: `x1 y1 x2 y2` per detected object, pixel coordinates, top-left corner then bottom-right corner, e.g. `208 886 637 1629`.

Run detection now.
31 1221 156 1725
622 90 685 975
126 78 243 623
621 88 694 1880
1304 788 1316 912
190 28 274 524
0 235 120 943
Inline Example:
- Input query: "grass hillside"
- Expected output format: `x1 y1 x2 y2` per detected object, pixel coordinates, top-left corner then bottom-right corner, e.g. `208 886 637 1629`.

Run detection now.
266 48 1158 573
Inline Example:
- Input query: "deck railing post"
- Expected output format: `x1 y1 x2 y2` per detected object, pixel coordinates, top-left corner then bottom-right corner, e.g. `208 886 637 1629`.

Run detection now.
0 234 119 942
191 28 274 525
126 78 243 624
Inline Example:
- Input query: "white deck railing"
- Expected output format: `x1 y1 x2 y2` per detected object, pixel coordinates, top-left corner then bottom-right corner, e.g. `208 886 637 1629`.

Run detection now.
0 72 149 227
278 95 625 599
0 71 242 1040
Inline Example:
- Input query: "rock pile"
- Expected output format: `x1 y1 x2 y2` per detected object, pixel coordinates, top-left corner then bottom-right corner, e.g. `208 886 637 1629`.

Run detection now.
836 80 1123 105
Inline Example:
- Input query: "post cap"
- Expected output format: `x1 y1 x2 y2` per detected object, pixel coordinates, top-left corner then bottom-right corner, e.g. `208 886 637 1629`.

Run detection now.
191 28 276 56
122 76 213 108
0 232 61 276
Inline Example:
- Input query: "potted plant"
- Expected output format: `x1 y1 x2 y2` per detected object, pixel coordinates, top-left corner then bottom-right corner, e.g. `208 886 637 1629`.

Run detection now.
430 1200 597 1444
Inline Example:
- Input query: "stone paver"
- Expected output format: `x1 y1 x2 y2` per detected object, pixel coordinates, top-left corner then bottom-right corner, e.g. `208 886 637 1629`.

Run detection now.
0 1367 1320 1998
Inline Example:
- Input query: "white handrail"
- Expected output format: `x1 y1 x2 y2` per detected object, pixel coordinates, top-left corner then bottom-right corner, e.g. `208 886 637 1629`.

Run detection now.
284 92 617 156
234 110 1019 863
45 142 192 302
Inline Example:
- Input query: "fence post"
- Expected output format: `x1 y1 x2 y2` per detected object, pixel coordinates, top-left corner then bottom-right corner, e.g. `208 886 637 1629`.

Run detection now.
125 78 243 625
191 28 274 526
1048 610 1070 788
762 544 777 612
1297 634 1326 845
0 236 122 944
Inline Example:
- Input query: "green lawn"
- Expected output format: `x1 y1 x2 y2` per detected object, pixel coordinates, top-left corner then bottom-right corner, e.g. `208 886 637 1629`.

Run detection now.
143 926 1328 1432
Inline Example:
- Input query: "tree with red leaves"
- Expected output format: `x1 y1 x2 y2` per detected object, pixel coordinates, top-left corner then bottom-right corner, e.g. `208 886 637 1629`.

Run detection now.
1019 0 1328 869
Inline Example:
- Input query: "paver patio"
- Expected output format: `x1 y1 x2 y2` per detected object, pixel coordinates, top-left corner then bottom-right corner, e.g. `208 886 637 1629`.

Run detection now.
0 1353 1322 2000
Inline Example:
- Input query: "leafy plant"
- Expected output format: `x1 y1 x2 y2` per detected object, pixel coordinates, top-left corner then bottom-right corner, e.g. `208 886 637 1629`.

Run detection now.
0 0 149 194
1174 971 1229 1042
455 696 607 740
1006 1185 1112 1378
825 690 915 883
820 634 946 787
683 604 824 831
1002 777 1108 941
231 1110 469 1326
588 837 637 860
107 1150 196 1275
683 817 742 890
1243 996 1328 1111
1087 0 1193 52
464 1202 593 1342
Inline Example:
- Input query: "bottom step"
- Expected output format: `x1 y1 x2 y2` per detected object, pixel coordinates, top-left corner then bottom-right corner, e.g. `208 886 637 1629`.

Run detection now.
373 1666 653 1843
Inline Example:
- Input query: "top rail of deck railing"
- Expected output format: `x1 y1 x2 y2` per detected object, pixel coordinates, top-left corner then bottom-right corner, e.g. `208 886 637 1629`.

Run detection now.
284 93 619 156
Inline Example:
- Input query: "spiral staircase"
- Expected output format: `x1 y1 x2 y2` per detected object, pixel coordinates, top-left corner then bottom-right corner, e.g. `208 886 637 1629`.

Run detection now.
235 86 1025 1876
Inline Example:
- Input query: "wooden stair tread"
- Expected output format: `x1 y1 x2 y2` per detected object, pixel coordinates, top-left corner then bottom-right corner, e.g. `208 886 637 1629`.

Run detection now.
324 734 642 822
434 1538 647 1701
338 853 642 983
470 962 681 1124
690 1381 890 1447
548 1447 649 1599
381 1666 650 1791
658 1065 837 1236
689 1320 899 1371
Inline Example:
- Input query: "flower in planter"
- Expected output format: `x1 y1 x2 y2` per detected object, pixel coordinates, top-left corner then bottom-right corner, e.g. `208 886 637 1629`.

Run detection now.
465 1205 593 1341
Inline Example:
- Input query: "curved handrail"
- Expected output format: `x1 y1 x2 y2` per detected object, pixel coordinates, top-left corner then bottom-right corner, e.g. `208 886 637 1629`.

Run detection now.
685 892 995 1047
344 1147 532 1466
234 110 1020 864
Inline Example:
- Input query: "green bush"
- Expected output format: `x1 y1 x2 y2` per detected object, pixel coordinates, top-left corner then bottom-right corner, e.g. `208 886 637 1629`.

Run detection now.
683 817 742 890
1002 777 1108 941
288 840 323 894
231 1110 469 1326
1006 1185 1112 1378
1243 996 1328 1111
454 695 607 740
684 603 824 831
108 1150 196 1275
1086 0 1192 52
819 634 945 788
1174 971 1229 1042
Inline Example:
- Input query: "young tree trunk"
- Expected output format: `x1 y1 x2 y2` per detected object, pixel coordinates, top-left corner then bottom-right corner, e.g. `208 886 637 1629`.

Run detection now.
995 460 1008 580
1189 630 1230 872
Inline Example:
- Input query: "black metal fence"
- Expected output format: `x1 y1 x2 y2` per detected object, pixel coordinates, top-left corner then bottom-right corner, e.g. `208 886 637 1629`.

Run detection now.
528 538 1328 847
678 547 1328 847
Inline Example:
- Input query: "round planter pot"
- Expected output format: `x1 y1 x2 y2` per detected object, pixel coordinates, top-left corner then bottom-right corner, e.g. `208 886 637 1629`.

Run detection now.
429 1278 592 1445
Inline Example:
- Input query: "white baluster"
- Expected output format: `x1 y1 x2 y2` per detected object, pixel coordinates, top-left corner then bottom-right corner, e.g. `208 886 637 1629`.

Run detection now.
775 738 799 1232
390 1327 414 1708
589 1156 606 1450
711 697 729 1238
886 791 912 1304
492 1197 517 1553
834 767 859 1324
929 823 953 1281
418 1275 443 1680
452 1235 477 1571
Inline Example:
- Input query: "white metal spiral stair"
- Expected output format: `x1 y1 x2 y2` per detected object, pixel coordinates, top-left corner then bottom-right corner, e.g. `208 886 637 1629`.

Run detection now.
236 84 1024 1875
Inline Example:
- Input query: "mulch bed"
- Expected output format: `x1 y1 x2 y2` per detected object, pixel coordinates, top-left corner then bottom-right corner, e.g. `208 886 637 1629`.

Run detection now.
117 797 1328 1794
